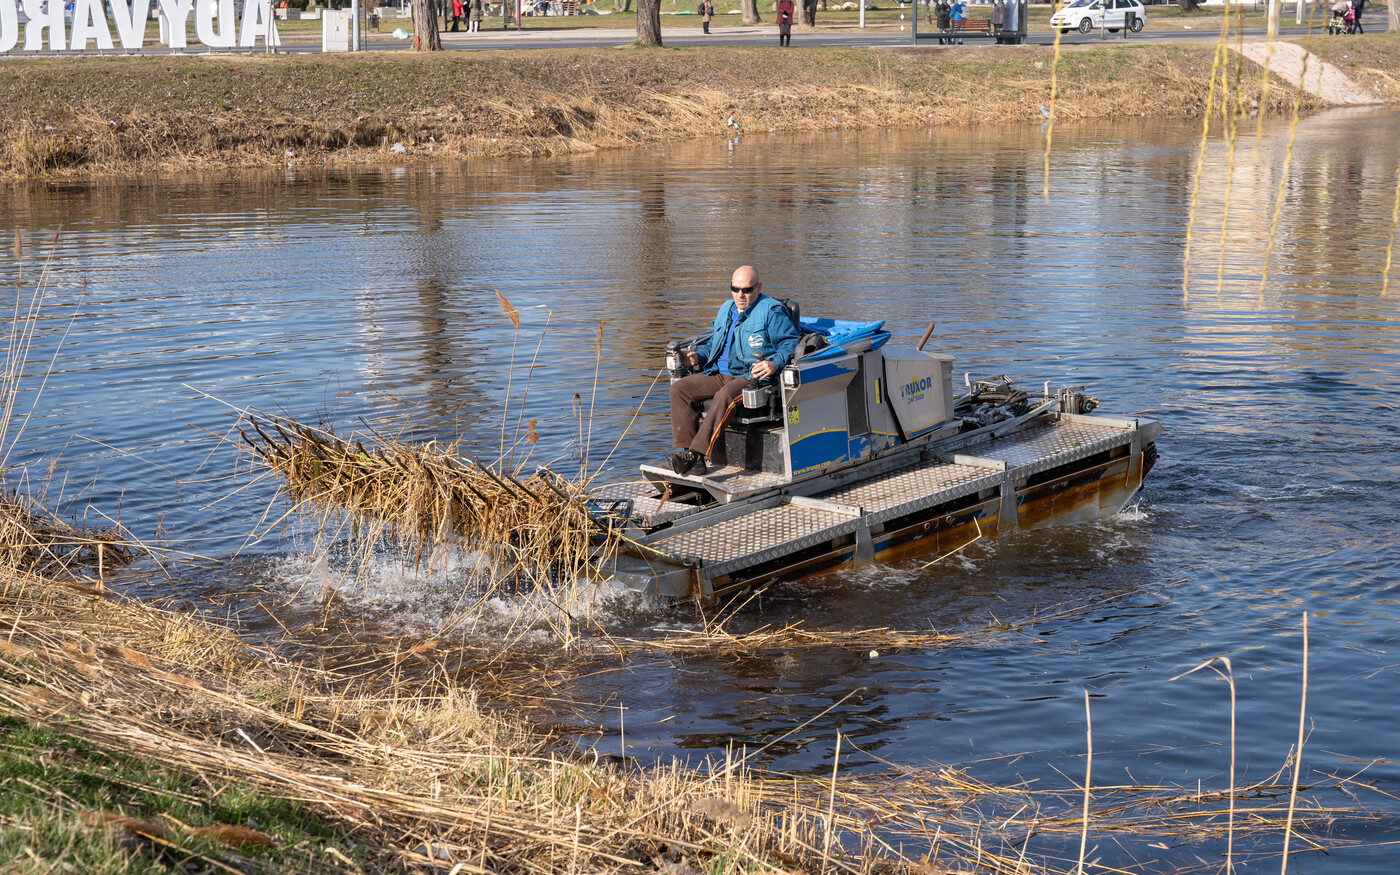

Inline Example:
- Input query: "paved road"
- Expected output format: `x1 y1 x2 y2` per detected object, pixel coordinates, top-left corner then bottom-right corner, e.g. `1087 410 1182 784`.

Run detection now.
3 17 1369 57
338 19 1362 52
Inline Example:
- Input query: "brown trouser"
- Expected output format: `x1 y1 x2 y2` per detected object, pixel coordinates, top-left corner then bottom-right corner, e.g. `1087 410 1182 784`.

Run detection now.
670 373 751 455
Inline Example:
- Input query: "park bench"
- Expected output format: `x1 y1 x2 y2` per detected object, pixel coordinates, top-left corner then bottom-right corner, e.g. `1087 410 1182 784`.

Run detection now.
950 18 992 36
915 13 1025 44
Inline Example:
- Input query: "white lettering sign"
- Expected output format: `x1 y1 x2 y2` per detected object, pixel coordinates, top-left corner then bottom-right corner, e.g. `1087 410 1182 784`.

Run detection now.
22 0 67 50
0 0 17 52
238 0 278 46
5 0 276 52
195 0 236 47
112 0 153 49
156 0 195 48
71 0 116 50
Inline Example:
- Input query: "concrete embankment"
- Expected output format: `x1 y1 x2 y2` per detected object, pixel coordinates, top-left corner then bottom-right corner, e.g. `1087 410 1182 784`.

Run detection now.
2 38 1397 179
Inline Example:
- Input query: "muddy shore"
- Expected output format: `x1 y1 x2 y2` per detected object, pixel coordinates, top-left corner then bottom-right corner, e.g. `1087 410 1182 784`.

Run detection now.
3 38 1398 180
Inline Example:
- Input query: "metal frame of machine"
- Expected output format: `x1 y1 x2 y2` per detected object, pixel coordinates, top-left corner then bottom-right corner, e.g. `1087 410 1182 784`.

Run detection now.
591 318 1161 605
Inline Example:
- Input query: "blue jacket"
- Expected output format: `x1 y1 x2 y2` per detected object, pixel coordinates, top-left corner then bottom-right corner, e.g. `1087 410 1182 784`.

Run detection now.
703 293 800 382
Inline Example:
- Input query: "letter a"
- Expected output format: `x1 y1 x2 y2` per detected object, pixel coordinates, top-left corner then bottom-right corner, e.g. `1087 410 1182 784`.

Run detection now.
239 0 280 47
70 0 116 49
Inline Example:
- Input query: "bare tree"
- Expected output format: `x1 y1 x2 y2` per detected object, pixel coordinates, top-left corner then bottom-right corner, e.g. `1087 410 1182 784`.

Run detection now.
742 0 761 24
636 0 663 43
411 0 442 48
1389 0 1398 32
1176 0 1201 12
618 0 631 11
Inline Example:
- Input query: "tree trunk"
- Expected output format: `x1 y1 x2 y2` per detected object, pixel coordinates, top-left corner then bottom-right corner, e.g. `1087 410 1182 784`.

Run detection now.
1175 0 1201 11
1389 0 1398 32
636 0 663 43
410 0 442 48
741 0 761 24
800 0 815 24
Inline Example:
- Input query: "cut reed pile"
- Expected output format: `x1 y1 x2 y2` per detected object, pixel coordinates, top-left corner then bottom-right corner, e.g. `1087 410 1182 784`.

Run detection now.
0 489 140 578
239 410 620 588
0 568 1369 875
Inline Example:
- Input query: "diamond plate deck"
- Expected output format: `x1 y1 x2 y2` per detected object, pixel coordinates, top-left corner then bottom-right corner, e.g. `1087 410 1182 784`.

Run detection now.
816 461 1004 526
649 503 854 574
623 414 1148 582
959 419 1132 477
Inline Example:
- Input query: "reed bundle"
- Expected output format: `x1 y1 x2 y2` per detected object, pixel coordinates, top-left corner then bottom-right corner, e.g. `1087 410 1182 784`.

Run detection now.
240 412 620 588
0 489 140 577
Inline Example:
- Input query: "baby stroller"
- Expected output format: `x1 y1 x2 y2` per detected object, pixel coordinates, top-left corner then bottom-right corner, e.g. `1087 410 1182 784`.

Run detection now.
1326 0 1355 34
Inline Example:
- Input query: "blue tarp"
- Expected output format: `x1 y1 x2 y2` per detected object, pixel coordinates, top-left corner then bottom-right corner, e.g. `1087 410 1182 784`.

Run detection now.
797 318 890 362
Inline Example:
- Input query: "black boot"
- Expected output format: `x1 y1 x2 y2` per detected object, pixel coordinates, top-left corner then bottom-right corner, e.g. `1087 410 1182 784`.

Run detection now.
662 449 708 476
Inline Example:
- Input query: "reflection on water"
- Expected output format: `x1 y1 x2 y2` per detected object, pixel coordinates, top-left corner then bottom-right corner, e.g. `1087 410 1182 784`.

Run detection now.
3 110 1400 873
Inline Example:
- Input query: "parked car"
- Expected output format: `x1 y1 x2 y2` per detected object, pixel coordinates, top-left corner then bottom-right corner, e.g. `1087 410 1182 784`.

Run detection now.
1051 0 1146 33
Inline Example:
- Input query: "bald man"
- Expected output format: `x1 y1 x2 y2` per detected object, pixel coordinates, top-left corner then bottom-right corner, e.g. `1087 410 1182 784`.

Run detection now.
662 265 800 477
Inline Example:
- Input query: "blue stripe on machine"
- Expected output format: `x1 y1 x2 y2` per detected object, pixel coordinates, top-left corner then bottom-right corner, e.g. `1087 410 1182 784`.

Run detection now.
790 429 850 475
796 360 857 384
907 417 949 438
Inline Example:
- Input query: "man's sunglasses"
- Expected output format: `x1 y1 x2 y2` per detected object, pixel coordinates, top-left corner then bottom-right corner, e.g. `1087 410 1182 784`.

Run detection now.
730 285 757 294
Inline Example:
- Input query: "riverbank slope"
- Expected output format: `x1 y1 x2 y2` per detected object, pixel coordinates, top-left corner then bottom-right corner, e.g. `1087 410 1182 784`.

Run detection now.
4 37 1398 179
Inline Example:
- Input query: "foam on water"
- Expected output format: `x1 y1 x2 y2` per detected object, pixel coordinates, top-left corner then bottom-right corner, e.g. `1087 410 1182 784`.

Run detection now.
257 541 661 642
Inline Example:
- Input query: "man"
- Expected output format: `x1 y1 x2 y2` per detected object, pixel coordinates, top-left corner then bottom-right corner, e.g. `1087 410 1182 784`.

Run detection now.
1350 0 1364 33
662 266 800 477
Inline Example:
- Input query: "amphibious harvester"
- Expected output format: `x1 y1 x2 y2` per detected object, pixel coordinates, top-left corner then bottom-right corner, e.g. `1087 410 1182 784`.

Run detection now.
590 313 1161 605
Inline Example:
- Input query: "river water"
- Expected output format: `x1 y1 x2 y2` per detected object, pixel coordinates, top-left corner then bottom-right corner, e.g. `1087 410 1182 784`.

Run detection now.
3 108 1400 873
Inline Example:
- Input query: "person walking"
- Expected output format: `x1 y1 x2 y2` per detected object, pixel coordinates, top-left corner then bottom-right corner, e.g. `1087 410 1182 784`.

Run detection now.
1350 0 1364 32
776 0 794 45
699 0 713 33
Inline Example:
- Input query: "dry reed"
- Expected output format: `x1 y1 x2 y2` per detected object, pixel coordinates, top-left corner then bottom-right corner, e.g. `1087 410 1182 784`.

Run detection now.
239 410 623 594
0 568 1370 875
0 489 140 578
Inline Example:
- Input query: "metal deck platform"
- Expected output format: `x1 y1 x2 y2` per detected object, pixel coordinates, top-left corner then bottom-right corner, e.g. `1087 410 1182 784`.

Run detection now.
605 412 1161 601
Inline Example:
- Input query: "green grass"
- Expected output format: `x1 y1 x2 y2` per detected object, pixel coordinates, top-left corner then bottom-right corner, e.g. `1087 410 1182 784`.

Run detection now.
0 716 370 874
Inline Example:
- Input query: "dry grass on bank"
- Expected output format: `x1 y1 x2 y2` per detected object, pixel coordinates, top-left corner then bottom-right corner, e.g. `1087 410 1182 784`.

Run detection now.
1308 31 1400 103
0 567 1370 875
0 42 1346 179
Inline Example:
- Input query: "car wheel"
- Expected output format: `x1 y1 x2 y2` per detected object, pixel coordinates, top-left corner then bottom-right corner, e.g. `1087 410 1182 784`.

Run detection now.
1078 17 1093 32
1129 16 1143 31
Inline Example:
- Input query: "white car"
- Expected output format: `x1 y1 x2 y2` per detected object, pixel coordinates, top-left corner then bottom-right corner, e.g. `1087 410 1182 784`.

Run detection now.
1051 0 1146 33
